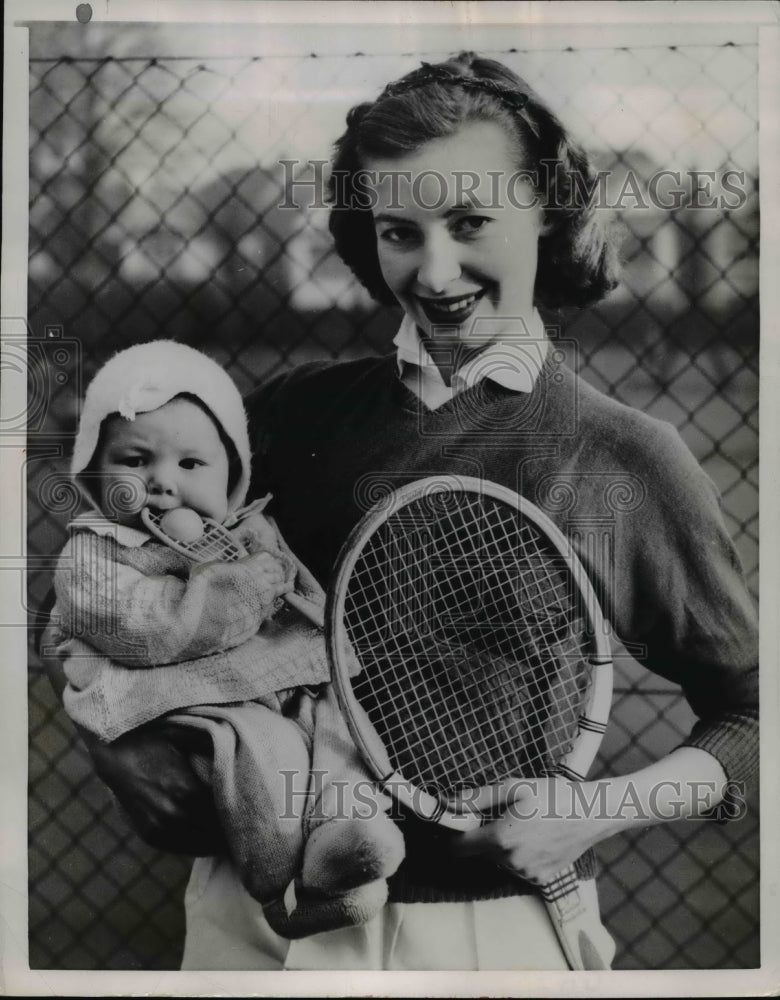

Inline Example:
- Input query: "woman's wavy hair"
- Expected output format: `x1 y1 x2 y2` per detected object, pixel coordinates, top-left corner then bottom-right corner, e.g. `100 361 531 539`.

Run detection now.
328 51 620 310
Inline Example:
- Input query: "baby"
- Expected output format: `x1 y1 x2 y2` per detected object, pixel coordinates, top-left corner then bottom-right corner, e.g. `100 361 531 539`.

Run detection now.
49 340 404 938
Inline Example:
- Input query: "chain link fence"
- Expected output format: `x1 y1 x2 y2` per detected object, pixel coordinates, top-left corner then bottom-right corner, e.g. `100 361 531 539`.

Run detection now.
27 26 759 971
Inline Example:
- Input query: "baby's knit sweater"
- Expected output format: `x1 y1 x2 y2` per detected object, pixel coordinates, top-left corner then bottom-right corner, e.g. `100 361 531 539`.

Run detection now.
51 514 331 741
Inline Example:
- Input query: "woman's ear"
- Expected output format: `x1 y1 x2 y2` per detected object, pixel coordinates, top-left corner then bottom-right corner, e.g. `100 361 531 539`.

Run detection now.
538 209 557 238
538 193 564 239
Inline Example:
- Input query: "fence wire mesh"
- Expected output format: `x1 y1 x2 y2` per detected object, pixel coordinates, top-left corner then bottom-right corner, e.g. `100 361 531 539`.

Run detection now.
27 29 759 971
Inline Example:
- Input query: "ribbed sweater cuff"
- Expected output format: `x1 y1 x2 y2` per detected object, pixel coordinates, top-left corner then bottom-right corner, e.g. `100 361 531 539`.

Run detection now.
679 710 759 789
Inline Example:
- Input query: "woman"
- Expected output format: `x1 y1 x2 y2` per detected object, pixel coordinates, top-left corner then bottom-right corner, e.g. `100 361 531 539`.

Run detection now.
44 51 757 971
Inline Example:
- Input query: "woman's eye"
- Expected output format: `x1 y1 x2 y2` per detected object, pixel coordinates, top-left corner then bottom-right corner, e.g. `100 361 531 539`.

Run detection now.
378 226 418 247
453 216 491 236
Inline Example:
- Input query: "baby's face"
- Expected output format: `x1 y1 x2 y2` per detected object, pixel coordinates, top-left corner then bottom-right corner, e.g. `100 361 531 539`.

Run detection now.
95 398 230 527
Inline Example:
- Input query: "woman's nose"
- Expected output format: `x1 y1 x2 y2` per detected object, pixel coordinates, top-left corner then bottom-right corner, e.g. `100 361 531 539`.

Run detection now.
416 234 462 294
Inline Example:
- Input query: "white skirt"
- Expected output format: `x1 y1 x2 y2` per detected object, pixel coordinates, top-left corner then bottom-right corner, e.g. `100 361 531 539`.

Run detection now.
181 856 615 971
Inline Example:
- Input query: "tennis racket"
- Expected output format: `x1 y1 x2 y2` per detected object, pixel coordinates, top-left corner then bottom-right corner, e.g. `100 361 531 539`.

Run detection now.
140 507 323 627
325 476 613 970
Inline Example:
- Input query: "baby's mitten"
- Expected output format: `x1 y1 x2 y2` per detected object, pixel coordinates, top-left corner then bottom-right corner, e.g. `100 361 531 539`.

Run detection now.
231 515 298 616
262 878 389 939
231 513 285 559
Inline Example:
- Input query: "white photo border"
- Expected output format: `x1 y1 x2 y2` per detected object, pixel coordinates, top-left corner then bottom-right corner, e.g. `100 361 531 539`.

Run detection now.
3 1 778 995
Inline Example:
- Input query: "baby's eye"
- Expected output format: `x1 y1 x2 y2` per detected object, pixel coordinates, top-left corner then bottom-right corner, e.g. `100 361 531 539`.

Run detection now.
118 455 145 468
179 458 205 470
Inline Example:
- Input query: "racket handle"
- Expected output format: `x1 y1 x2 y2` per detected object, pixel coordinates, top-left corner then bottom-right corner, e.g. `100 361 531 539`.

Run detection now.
539 866 611 971
283 591 324 629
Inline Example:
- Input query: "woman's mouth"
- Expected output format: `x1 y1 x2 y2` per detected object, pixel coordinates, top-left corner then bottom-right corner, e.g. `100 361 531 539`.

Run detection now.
417 290 485 327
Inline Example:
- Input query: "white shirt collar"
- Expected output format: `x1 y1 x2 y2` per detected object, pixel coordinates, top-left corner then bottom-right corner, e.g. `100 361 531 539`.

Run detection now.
393 310 549 407
68 512 152 548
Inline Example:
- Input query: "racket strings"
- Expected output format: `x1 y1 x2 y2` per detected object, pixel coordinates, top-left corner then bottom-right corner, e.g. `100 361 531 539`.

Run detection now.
143 509 245 563
343 493 594 797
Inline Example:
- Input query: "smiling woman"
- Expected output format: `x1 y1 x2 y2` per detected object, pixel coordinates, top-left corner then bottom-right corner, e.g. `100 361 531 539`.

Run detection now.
329 53 620 319
364 120 544 381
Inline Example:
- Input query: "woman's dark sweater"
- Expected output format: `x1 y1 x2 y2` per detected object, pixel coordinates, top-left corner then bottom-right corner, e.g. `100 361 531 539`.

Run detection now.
245 352 758 903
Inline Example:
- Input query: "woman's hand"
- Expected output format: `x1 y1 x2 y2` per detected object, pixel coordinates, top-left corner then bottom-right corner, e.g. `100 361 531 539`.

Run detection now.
38 630 224 857
451 747 729 882
451 777 601 882
88 722 226 857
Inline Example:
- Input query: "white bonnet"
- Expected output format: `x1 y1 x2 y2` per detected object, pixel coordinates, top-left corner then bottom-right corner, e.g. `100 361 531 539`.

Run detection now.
71 340 251 513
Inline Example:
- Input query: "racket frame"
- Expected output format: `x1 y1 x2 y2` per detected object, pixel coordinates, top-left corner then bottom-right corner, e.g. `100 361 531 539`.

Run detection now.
327 475 612 827
326 475 614 970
